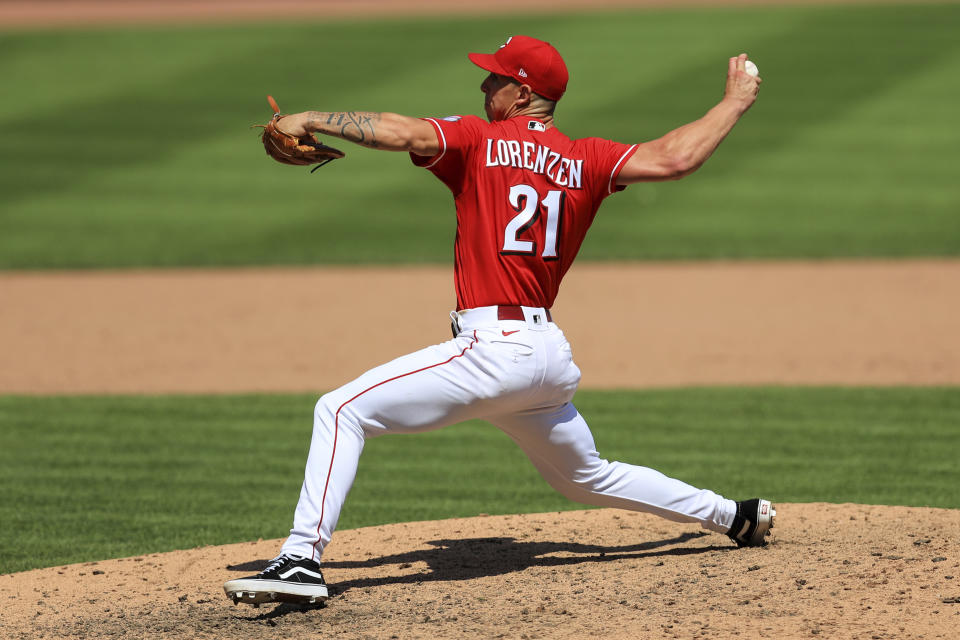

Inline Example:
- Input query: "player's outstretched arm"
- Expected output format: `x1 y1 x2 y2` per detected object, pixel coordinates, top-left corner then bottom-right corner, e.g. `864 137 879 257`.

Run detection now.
616 53 761 185
276 111 440 156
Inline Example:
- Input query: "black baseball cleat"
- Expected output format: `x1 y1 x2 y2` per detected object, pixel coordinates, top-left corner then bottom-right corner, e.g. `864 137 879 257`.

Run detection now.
727 498 776 547
224 554 329 605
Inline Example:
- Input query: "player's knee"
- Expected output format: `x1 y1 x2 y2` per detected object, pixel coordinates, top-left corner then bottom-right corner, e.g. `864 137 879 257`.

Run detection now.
558 460 615 499
314 395 334 420
313 393 345 431
314 392 366 438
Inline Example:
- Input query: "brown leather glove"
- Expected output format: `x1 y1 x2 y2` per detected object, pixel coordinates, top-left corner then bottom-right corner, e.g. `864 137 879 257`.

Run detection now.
256 96 344 171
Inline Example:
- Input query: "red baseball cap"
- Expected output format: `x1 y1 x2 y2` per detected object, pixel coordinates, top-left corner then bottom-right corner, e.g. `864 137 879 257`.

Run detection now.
468 35 569 101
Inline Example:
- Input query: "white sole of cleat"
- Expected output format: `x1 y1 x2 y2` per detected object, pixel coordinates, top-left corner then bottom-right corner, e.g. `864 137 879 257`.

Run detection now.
756 500 776 544
224 580 329 605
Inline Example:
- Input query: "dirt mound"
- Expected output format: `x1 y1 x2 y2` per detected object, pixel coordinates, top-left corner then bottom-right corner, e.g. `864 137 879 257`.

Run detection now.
3 504 958 639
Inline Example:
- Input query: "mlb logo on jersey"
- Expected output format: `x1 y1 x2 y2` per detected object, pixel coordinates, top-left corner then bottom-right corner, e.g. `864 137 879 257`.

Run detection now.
528 121 546 132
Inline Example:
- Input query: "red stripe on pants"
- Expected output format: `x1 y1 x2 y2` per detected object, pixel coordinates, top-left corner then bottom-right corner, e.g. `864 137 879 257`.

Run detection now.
312 331 479 558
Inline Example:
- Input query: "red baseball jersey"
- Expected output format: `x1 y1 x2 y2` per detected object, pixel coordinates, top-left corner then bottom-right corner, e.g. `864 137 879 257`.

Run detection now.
412 115 637 310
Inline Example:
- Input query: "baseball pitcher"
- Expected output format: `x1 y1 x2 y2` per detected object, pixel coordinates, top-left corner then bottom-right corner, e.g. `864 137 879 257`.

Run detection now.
226 36 770 606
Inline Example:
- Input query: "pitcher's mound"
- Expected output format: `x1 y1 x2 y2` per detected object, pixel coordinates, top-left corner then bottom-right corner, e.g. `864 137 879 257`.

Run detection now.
3 504 958 639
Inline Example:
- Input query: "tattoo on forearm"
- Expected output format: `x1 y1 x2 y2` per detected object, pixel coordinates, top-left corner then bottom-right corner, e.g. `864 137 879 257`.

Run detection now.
313 111 382 148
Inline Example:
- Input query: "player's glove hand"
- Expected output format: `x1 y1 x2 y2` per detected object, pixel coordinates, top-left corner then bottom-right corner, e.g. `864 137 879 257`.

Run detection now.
255 96 345 172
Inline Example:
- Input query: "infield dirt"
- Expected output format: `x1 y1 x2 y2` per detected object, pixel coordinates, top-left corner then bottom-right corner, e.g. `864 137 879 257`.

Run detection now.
3 505 959 639
3 1 960 638
3 260 960 394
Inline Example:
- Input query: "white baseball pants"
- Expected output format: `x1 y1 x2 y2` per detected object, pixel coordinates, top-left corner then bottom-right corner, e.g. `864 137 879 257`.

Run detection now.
282 306 737 561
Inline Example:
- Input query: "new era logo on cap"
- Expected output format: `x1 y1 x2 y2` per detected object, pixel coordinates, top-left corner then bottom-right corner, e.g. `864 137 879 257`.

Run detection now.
468 35 569 101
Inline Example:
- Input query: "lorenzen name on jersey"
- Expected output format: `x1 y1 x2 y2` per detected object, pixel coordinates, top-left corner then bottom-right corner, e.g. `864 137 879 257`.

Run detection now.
484 138 583 189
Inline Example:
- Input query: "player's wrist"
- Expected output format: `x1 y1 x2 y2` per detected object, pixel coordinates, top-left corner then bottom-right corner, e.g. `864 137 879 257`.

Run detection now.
719 95 752 117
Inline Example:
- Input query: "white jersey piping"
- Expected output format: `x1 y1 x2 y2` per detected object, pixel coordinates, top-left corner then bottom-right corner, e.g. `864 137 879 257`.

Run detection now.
422 118 448 169
608 144 639 194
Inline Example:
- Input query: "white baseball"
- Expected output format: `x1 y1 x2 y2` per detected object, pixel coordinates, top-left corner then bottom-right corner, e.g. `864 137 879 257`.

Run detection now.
744 60 759 77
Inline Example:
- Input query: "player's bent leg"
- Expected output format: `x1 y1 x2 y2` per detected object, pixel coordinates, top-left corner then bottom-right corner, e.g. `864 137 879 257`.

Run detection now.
492 402 737 534
281 392 367 561
282 331 530 562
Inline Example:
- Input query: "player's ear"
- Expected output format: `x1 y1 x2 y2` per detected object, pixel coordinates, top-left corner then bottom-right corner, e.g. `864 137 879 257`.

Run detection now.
516 83 533 107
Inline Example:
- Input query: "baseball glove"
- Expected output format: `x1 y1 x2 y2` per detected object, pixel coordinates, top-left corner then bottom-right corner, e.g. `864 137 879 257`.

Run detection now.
256 95 345 172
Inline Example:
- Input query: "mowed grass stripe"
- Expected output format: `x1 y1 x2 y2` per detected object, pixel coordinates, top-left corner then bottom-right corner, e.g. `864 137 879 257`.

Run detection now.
1 387 958 573
1 4 959 268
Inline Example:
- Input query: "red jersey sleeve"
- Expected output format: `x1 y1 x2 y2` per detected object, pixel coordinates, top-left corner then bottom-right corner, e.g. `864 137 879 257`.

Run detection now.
580 137 639 198
409 115 486 194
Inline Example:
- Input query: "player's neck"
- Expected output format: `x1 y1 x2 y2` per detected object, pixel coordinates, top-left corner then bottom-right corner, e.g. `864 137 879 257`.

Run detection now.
502 105 555 129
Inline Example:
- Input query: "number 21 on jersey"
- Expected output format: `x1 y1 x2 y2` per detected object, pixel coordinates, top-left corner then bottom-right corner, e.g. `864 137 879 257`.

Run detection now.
501 184 565 260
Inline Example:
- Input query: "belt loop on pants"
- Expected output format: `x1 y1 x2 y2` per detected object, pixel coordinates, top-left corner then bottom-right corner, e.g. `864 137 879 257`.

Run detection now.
449 310 463 338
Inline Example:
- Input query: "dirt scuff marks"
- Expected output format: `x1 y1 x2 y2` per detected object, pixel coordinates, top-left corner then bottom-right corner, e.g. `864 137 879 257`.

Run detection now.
3 504 959 639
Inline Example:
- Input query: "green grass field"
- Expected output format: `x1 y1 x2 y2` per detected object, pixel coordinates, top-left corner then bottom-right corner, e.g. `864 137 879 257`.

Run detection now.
1 3 959 268
2 388 958 574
